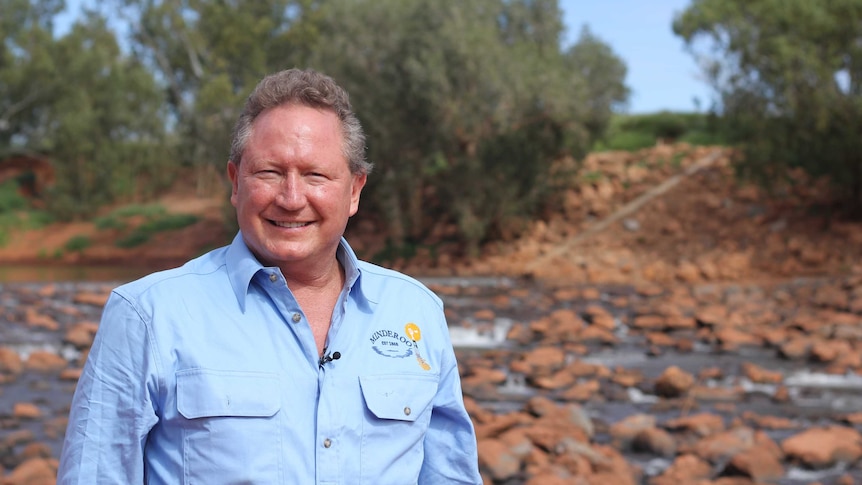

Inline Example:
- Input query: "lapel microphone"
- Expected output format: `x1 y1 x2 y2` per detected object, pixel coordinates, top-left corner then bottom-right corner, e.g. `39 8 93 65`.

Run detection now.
318 349 342 367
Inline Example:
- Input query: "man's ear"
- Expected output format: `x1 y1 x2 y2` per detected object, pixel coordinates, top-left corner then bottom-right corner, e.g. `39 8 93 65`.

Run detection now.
349 173 367 216
227 161 239 206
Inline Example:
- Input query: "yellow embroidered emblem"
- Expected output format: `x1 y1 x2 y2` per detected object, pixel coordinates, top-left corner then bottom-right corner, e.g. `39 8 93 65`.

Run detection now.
405 322 431 371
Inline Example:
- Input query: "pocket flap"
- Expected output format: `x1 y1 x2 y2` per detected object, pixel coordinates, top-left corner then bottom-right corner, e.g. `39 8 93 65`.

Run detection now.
177 369 280 419
359 374 439 422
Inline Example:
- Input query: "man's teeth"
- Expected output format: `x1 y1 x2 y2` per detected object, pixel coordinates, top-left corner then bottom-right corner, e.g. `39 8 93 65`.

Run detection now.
274 221 307 228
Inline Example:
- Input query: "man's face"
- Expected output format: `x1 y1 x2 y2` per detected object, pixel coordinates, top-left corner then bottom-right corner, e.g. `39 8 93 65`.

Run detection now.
227 104 366 273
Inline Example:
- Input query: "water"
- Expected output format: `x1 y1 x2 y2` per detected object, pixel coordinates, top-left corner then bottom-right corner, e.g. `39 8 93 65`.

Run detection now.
0 264 154 283
1 275 861 483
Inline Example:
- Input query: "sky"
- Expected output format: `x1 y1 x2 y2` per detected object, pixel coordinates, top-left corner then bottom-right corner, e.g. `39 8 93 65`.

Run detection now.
559 0 713 114
58 0 712 115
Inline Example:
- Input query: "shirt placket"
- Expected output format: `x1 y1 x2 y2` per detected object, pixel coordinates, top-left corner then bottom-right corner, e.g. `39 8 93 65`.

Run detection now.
315 287 352 484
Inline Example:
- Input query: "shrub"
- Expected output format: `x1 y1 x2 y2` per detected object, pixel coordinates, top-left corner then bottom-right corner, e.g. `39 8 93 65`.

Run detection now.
64 235 92 252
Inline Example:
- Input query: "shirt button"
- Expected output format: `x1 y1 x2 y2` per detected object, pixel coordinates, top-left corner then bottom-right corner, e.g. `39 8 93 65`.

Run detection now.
323 438 332 448
291 313 301 323
269 273 278 283
404 407 411 416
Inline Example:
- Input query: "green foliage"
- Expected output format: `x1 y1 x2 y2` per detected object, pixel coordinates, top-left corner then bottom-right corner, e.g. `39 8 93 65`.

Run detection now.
138 213 199 233
63 235 91 252
3 0 631 253
0 179 53 246
105 204 167 219
594 111 728 151
115 231 151 248
0 180 27 212
674 0 862 207
91 203 199 247
308 0 628 251
593 131 657 152
1 2 173 220
113 212 199 248
94 216 128 231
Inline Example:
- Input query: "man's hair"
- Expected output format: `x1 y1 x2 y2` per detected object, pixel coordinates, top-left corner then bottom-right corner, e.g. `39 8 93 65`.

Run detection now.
229 68 372 175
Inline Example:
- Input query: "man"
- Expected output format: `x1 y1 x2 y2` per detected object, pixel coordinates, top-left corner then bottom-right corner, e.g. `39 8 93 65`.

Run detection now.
58 68 482 484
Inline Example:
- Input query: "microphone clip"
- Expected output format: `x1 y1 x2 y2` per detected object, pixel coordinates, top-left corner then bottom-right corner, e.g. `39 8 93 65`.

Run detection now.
318 349 342 367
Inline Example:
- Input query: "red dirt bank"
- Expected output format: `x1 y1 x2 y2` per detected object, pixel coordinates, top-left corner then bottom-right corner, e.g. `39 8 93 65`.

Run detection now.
2 143 861 285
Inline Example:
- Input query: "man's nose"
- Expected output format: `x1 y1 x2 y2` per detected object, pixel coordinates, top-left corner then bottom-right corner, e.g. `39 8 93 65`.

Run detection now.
275 174 305 209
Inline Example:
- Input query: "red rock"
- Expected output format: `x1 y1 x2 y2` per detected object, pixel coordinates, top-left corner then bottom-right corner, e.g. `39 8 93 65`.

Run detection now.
781 425 862 469
73 290 111 307
473 308 495 320
524 471 572 485
695 305 728 327
1 457 57 485
23 308 58 331
611 367 644 387
1 429 35 448
20 442 53 460
609 414 656 450
13 402 42 420
63 321 100 348
518 346 566 375
724 438 785 482
654 365 695 398
478 438 521 480
631 315 667 330
812 284 849 309
740 411 799 430
741 362 783 384
565 359 609 378
578 325 618 344
810 339 853 363
633 427 677 458
24 351 67 373
0 347 23 376
778 336 811 360
649 454 712 485
714 327 762 349
645 332 676 347
559 379 601 401
675 261 701 283
531 370 575 390
689 385 744 402
498 428 535 459
692 427 756 464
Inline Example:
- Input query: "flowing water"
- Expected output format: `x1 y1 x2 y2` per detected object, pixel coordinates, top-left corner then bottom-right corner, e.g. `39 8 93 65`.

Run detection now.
1 271 861 483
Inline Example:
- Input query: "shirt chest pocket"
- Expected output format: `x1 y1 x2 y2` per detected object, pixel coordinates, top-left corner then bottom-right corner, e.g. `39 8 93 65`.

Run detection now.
358 373 439 483
176 369 282 484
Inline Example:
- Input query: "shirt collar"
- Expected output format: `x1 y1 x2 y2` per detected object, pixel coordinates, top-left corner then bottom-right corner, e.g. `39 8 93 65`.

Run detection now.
225 232 369 312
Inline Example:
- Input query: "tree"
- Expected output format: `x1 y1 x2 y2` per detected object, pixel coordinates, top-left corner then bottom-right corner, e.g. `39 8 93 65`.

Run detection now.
1 0 169 219
107 0 322 195
674 0 862 208
308 0 628 254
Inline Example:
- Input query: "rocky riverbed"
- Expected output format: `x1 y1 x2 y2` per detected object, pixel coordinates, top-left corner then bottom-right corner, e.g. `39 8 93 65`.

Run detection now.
1 275 862 485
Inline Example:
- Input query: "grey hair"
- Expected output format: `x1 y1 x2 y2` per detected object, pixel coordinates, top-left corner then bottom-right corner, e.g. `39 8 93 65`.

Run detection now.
228 68 372 175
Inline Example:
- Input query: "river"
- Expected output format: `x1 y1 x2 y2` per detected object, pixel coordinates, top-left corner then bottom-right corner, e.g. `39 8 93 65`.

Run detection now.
1 270 861 483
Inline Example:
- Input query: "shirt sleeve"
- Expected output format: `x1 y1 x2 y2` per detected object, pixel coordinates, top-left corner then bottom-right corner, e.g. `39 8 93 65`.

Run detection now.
418 316 482 485
57 292 161 484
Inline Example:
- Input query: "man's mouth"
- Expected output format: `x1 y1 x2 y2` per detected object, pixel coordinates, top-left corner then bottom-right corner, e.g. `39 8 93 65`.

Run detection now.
271 221 310 228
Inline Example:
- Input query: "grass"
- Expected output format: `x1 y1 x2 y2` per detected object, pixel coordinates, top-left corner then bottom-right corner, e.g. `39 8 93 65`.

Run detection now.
593 111 730 152
64 235 92 252
0 180 54 247
113 213 200 248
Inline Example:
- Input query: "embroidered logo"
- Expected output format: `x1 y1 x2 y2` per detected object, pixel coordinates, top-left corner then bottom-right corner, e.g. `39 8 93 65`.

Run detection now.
369 328 414 358
405 322 431 371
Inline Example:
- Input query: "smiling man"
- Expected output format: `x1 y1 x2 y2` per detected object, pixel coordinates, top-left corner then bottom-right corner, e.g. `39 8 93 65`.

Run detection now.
58 68 482 484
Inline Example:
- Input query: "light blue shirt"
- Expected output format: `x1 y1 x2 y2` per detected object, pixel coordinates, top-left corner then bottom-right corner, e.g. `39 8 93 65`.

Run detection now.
58 233 481 484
